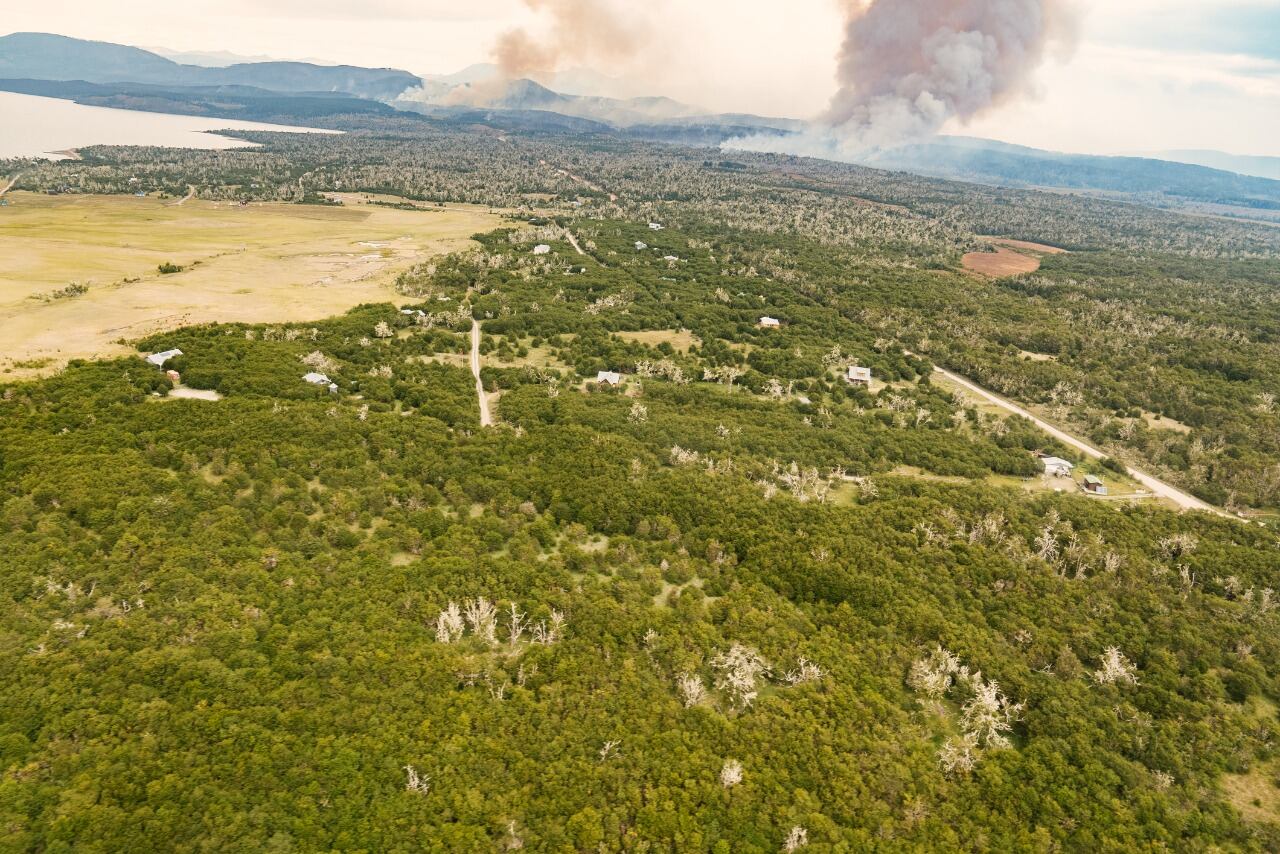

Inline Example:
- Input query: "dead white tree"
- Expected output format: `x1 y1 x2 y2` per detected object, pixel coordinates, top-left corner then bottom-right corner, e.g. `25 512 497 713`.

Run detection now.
670 446 702 466
783 657 824 686
907 646 962 699
960 674 1024 750
435 601 464 643
1093 647 1139 686
720 758 744 788
507 602 527 647
782 825 809 851
711 643 771 709
530 609 565 645
404 765 431 794
464 597 498 645
677 672 707 708
937 733 980 776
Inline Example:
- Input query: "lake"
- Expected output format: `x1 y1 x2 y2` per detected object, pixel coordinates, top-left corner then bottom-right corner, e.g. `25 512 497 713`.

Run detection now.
0 91 337 159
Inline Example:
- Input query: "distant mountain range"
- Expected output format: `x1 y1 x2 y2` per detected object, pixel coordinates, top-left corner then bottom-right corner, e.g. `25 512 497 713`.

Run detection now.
1145 150 1280 183
3 31 1279 214
864 137 1280 213
0 32 418 100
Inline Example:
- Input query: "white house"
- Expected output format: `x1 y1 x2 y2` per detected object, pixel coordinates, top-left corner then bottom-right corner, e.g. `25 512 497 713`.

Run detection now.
532 244 552 255
1041 456 1075 477
846 365 872 386
303 372 332 386
635 241 648 251
759 316 781 328
146 348 183 367
595 371 622 386
648 222 664 230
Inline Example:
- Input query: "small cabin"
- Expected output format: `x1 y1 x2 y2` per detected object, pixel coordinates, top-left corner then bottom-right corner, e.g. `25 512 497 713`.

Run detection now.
845 365 872 386
648 222 665 230
1041 456 1075 478
1083 475 1109 496
635 241 648 251
759 316 781 329
596 371 622 387
303 372 332 386
146 348 183 368
532 244 551 255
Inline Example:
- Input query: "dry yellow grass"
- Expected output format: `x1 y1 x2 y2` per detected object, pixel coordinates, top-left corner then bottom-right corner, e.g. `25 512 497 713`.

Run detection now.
0 192 505 378
1221 762 1280 825
1142 411 1193 434
615 328 701 352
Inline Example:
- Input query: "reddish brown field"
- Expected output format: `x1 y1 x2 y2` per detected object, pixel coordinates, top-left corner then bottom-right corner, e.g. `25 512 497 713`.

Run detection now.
962 238 1068 277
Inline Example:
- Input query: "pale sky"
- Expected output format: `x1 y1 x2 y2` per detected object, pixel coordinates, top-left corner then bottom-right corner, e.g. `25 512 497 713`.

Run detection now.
5 0 1280 156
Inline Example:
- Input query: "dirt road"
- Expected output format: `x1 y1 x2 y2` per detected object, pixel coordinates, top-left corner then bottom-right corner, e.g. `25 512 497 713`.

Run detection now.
170 185 196 206
471 319 492 427
540 159 618 202
930 363 1230 518
566 231 586 256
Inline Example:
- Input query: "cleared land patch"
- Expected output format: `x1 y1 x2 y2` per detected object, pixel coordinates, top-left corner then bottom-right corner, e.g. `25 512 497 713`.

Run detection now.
1221 762 1280 825
962 237 1068 277
1143 411 1193 434
615 328 701 352
0 192 504 378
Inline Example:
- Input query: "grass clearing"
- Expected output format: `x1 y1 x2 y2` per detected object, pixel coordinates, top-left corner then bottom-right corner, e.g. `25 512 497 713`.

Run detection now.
0 192 505 378
1221 762 1280 824
1143 411 1193 434
615 328 701 352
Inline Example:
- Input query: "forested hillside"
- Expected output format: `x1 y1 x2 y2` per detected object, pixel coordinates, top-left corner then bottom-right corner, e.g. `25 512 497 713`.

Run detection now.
2 120 1279 850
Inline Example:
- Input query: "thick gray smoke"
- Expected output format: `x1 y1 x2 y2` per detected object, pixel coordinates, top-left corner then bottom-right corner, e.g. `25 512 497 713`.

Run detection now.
828 0 1076 148
729 0 1077 159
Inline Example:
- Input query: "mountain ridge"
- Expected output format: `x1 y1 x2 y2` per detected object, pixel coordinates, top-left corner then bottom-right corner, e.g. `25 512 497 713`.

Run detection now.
0 32 419 100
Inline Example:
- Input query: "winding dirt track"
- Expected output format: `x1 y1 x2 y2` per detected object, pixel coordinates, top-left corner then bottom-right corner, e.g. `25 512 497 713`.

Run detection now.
931 363 1231 518
471 319 492 427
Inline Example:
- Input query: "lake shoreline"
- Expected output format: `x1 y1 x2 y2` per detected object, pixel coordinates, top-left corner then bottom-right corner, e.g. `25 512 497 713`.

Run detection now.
0 91 338 160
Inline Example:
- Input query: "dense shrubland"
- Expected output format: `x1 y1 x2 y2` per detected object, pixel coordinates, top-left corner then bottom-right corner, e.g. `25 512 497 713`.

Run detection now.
2 121 1279 849
1 287 1277 849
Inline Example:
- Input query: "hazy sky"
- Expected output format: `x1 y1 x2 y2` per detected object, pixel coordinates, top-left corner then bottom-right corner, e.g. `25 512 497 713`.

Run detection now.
6 0 1280 156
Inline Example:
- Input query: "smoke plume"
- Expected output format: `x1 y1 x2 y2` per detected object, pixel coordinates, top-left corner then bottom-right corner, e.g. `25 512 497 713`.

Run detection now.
494 0 645 79
826 0 1077 149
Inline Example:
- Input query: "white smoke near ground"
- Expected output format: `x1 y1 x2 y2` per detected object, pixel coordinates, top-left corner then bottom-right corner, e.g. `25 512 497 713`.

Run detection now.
727 0 1079 160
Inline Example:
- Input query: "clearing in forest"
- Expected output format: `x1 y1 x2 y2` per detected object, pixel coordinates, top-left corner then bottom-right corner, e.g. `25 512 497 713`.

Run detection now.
0 192 505 378
615 329 701 352
962 237 1067 277
1221 761 1280 825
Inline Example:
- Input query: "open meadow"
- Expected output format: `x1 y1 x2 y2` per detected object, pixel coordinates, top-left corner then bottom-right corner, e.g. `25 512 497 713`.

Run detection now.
0 192 506 377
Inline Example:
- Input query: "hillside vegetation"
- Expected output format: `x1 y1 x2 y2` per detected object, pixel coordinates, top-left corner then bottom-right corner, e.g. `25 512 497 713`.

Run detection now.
1 120 1278 850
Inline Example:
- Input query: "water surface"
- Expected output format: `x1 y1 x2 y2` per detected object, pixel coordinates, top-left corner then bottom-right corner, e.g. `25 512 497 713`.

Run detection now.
0 91 336 159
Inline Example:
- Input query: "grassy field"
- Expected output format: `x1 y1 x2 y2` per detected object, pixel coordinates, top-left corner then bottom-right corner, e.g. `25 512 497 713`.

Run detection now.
0 192 506 378
615 328 701 352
